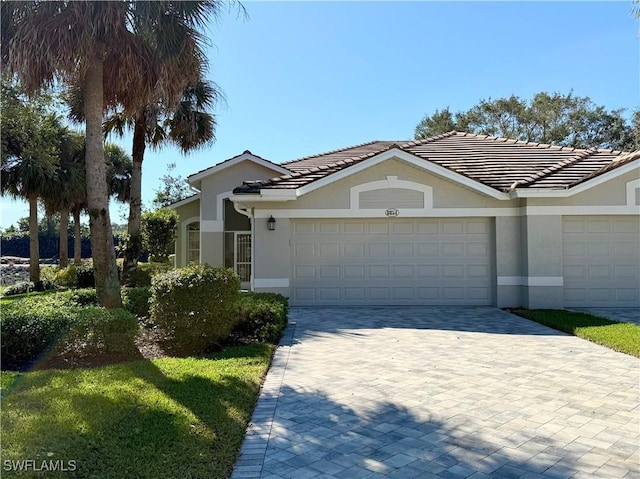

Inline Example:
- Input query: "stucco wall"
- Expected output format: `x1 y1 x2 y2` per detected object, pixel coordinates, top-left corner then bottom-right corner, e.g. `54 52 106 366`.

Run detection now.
200 161 282 222
173 199 200 267
254 158 514 211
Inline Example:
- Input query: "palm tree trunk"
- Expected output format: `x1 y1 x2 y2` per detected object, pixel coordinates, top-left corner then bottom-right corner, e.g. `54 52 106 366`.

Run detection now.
123 113 145 273
59 208 69 268
28 194 40 283
85 48 122 308
73 207 82 265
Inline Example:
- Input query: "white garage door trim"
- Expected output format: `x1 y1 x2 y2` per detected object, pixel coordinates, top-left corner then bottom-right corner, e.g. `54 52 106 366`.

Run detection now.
290 218 495 306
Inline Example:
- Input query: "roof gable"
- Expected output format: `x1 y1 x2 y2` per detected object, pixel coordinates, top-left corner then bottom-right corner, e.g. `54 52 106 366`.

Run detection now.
188 151 291 190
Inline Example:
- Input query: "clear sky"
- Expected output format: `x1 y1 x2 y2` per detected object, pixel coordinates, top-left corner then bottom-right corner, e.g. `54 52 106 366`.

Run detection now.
1 1 638 228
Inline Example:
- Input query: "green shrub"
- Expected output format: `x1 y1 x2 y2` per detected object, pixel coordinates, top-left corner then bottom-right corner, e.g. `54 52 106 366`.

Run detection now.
122 262 173 287
150 265 240 354
121 287 152 318
1 302 77 369
142 209 178 262
63 308 139 355
40 266 58 282
66 288 98 306
232 292 288 344
3 280 56 296
76 266 95 288
54 265 78 287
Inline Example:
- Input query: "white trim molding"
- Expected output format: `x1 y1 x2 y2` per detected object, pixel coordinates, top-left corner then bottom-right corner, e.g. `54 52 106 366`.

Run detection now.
524 205 640 216
200 220 224 233
350 176 433 210
497 276 564 287
180 216 200 267
254 207 522 219
512 159 640 198
254 278 290 288
626 178 640 206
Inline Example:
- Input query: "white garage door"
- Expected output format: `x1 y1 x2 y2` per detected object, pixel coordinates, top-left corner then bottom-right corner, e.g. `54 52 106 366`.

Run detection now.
563 216 640 307
290 218 494 305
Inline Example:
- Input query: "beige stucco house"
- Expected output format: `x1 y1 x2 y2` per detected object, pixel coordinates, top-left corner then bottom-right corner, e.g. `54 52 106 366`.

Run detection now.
170 131 640 309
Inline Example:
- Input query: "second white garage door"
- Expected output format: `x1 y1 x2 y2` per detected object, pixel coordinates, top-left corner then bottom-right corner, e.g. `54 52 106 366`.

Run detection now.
290 218 494 305
563 216 640 307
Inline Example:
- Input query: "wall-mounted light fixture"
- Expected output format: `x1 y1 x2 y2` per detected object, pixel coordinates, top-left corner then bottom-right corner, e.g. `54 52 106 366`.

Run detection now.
267 215 276 231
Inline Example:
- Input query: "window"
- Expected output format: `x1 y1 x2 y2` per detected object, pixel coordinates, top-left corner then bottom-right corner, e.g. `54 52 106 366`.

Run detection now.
187 222 200 264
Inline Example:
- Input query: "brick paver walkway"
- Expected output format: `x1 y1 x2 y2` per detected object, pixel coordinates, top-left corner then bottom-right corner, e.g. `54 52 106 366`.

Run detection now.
232 307 640 479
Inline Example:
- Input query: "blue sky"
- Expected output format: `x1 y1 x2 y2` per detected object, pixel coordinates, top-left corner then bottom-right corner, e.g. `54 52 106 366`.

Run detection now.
1 1 638 228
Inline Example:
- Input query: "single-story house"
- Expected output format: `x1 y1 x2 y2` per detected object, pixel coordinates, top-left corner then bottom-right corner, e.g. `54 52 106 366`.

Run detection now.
170 131 640 309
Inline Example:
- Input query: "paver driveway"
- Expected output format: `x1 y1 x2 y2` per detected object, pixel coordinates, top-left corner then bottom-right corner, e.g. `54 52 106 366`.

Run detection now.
232 307 640 479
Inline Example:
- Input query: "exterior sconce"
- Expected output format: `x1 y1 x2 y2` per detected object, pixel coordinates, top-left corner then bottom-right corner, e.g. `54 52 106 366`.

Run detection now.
267 215 276 231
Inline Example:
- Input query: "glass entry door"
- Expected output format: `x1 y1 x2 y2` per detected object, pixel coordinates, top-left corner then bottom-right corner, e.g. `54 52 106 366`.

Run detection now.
224 232 251 288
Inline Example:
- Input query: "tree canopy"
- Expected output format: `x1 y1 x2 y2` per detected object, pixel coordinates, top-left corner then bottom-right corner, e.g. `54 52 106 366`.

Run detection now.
415 92 638 151
2 1 221 307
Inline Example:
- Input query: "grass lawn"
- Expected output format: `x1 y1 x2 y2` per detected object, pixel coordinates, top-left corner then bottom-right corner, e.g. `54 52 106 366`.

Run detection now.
512 309 640 358
1 344 274 479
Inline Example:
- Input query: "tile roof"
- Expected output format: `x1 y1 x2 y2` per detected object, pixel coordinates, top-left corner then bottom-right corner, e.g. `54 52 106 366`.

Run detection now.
233 132 637 194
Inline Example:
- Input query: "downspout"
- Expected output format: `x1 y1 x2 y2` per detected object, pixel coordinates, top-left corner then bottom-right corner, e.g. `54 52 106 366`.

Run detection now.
233 200 254 292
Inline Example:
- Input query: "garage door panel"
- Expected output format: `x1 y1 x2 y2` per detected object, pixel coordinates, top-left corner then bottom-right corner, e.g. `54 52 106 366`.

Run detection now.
291 218 493 305
442 242 464 256
587 220 611 233
613 219 637 233
441 221 464 234
563 216 640 307
344 222 365 234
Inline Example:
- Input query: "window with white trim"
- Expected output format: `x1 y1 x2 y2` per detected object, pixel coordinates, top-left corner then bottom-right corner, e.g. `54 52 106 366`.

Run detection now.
187 222 200 264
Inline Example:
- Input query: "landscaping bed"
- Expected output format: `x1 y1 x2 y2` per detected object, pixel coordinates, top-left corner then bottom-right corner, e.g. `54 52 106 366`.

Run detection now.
1 264 288 477
511 309 640 358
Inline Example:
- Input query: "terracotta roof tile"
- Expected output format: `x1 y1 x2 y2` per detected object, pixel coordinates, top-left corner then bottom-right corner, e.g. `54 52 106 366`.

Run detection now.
232 132 638 194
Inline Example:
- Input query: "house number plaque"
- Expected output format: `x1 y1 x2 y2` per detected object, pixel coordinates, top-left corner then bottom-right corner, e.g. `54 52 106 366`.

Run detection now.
385 208 399 217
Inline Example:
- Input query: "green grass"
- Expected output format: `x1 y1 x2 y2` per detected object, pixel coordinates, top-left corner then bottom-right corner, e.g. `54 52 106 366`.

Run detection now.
1 344 274 479
512 309 640 358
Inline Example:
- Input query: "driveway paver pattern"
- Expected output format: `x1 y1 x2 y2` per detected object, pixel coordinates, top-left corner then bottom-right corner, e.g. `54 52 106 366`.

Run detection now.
232 307 640 479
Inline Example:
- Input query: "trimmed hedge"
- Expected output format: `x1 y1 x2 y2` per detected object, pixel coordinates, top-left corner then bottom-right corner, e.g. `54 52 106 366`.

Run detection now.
121 287 152 318
63 308 139 355
150 265 240 354
1 301 77 369
231 292 288 344
3 280 56 296
1 297 139 370
122 262 173 287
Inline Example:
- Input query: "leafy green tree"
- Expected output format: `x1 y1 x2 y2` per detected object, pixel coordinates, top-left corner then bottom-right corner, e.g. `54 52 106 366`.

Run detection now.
142 209 178 263
2 1 220 307
152 162 192 209
0 77 64 281
415 92 636 150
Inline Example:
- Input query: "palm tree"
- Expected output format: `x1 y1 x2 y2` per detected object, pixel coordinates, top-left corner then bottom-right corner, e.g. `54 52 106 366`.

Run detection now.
42 131 85 268
1 78 63 282
105 79 219 274
2 1 219 307
45 138 133 267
